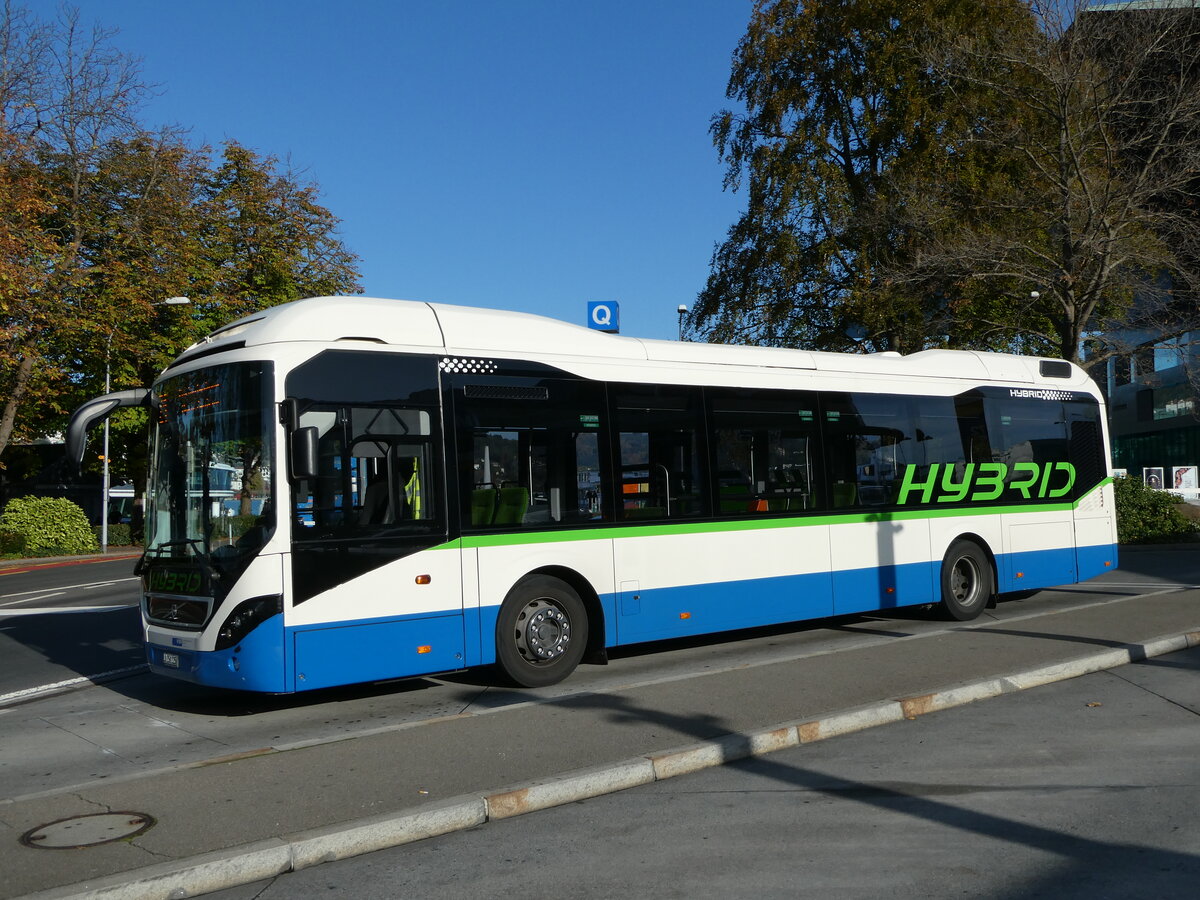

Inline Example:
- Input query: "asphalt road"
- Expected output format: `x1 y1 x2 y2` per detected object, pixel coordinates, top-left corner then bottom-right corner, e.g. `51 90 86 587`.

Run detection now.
0 555 139 601
0 556 142 700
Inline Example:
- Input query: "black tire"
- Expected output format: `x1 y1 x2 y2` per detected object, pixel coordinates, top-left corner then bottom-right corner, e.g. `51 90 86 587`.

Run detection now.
939 540 993 621
495 575 588 688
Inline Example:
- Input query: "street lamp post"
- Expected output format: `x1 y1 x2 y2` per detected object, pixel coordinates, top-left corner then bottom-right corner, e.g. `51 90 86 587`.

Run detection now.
100 330 114 554
99 296 190 555
677 304 688 342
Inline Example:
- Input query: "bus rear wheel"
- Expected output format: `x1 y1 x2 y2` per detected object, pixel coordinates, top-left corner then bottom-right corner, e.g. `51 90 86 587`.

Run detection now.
939 540 992 621
496 575 588 688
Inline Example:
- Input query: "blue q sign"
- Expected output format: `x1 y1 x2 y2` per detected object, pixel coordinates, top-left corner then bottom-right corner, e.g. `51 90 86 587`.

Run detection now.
587 301 619 333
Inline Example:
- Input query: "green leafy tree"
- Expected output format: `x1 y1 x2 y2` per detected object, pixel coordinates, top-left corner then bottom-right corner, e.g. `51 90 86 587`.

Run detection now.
52 133 213 499
694 0 1039 353
194 141 361 333
698 0 1200 366
922 0 1200 365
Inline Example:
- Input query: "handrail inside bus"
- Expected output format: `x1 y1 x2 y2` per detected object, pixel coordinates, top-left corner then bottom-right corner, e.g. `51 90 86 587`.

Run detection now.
64 388 151 472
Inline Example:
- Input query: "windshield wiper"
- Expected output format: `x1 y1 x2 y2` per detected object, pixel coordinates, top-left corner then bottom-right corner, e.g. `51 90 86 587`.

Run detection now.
146 537 210 562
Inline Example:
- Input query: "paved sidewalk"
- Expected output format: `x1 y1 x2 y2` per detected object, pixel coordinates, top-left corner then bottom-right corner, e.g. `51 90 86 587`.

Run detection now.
3 585 1199 899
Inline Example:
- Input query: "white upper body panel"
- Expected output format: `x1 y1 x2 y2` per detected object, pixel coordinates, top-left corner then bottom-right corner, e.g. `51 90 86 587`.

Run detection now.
171 296 1100 398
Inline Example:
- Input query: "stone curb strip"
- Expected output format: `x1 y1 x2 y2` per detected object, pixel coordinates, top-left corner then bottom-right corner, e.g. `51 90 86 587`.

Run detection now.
26 628 1200 900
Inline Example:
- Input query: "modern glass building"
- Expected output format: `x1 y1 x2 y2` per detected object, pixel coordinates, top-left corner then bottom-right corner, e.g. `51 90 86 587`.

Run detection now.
1100 336 1200 498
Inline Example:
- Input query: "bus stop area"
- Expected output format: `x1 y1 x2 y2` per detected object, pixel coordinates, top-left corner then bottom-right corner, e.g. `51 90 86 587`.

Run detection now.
4 547 1200 899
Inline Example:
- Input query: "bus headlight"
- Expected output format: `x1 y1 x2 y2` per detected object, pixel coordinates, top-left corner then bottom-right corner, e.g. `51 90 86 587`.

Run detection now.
215 595 283 650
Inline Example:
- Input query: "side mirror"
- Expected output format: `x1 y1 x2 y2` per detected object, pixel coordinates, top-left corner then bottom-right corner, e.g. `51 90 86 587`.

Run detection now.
290 426 319 481
64 388 151 474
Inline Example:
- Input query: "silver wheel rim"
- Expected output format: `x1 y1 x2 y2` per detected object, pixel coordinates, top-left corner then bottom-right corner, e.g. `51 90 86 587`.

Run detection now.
950 556 981 606
514 597 572 666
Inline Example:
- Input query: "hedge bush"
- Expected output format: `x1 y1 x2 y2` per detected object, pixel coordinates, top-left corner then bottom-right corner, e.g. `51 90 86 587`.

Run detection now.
0 496 99 557
1113 476 1200 544
0 529 28 557
92 523 133 547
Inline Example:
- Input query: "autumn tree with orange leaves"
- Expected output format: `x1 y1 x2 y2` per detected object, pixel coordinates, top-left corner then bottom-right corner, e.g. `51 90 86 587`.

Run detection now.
0 3 360 485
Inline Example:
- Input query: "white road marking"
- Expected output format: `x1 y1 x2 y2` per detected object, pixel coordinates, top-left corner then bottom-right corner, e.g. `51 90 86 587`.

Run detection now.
0 604 135 617
0 577 139 607
0 591 66 606
0 665 148 706
0 576 138 597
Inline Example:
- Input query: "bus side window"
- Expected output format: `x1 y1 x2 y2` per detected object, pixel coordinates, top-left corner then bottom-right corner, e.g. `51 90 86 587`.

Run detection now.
1066 401 1105 497
613 385 706 521
985 398 1069 496
456 379 608 530
292 405 438 535
708 387 821 515
824 394 919 507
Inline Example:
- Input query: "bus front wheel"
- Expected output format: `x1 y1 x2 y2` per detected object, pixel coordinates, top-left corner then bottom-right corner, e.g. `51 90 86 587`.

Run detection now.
939 540 992 621
496 575 589 688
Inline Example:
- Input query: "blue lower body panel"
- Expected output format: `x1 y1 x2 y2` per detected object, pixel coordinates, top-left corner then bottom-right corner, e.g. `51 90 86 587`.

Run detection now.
147 614 287 692
832 560 935 615
997 546 1078 593
1075 542 1119 584
289 612 465 691
613 570 835 645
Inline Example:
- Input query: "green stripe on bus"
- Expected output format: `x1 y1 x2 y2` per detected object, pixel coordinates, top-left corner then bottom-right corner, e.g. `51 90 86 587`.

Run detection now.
458 477 1113 549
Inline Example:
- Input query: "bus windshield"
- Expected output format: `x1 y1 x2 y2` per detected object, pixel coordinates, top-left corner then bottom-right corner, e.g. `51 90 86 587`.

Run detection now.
146 361 275 587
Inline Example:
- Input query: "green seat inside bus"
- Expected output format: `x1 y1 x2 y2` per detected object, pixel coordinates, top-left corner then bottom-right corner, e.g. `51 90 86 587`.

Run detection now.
719 482 750 513
493 486 529 525
832 482 857 508
471 488 497 525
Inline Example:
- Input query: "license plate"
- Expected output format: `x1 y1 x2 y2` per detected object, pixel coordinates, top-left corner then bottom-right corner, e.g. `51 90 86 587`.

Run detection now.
162 652 180 668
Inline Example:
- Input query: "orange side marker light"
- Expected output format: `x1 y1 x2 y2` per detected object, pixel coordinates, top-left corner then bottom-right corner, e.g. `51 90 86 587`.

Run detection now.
415 574 432 585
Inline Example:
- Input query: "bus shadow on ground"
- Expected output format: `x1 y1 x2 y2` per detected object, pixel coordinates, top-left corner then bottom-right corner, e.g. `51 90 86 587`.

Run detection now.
109 670 451 717
0 606 143 695
436 613 923 693
567 685 1200 898
1107 545 1200 584
0 605 456 717
1133 649 1200 671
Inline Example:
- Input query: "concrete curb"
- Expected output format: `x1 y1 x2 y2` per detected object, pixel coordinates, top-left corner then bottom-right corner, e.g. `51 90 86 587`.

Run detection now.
26 627 1200 900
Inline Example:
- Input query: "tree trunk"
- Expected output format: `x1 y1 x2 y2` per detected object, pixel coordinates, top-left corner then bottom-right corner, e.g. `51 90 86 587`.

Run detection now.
0 354 35 460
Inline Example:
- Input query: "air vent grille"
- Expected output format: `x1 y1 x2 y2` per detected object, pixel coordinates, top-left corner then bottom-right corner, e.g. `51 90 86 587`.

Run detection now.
464 384 549 401
1040 360 1072 379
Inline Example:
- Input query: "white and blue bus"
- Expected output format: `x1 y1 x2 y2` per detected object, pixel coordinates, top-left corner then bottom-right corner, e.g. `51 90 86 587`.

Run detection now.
66 296 1117 692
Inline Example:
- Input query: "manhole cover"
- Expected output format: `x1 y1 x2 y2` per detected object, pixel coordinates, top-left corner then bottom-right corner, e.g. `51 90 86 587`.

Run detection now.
20 812 155 849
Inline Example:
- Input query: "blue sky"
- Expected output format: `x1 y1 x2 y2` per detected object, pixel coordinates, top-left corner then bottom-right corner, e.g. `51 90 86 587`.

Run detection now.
33 1 752 341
